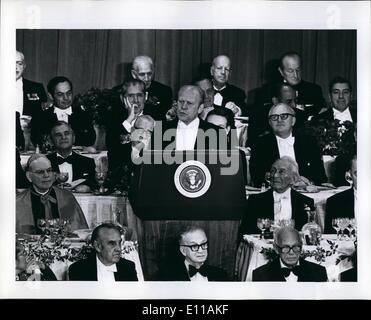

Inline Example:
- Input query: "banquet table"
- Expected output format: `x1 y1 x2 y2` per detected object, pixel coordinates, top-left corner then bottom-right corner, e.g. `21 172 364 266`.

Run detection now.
235 234 355 282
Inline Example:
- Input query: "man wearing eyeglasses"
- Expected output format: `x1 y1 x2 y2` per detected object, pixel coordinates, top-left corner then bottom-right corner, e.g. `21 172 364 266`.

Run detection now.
253 226 327 281
210 55 247 115
158 227 228 281
16 154 88 235
249 102 326 187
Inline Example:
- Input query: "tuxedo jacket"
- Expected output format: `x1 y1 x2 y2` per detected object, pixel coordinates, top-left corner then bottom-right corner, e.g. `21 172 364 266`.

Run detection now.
68 254 138 281
312 107 357 123
214 83 247 115
249 132 327 186
31 105 96 147
324 188 355 233
239 189 314 235
252 258 328 282
340 267 357 282
21 78 47 117
161 118 228 150
144 80 173 121
157 259 229 281
47 151 97 189
16 111 25 150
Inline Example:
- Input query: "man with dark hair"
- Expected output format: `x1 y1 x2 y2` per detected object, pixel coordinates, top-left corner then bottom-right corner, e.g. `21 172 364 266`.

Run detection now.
31 76 96 147
312 76 356 123
68 223 138 281
16 154 88 234
131 55 173 121
157 226 228 281
47 121 96 190
249 103 326 187
253 226 327 282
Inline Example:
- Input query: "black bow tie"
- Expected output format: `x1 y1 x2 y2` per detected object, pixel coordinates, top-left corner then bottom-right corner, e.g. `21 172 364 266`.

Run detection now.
281 266 301 278
188 265 207 278
56 155 73 165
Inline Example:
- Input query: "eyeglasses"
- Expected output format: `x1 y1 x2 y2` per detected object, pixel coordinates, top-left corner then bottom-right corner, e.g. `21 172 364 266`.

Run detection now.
31 168 53 175
269 113 295 121
180 241 208 252
276 244 302 254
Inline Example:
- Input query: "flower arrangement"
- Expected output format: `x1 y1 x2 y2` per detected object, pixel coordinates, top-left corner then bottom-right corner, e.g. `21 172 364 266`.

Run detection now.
302 119 356 156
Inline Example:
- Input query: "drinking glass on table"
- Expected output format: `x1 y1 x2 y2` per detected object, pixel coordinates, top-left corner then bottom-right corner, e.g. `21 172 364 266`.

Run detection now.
257 218 272 240
37 218 47 235
332 218 341 240
337 217 350 240
56 172 69 189
346 218 356 240
95 171 107 194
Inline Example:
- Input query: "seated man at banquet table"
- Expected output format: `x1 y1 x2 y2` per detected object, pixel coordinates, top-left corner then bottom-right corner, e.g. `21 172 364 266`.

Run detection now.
324 154 357 234
68 223 138 281
157 226 228 281
16 154 88 234
161 85 227 150
30 76 96 148
252 226 328 282
249 102 327 187
210 55 247 115
47 121 97 191
130 55 173 121
240 157 314 236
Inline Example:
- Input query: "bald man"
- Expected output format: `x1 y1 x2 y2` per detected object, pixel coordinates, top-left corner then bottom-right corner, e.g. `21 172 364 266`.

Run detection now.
131 55 173 121
249 102 326 186
253 226 327 282
16 50 47 117
210 55 247 115
162 85 225 150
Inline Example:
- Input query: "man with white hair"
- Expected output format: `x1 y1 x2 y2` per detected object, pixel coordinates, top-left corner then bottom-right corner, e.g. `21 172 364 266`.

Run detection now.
253 226 327 282
249 102 326 186
131 55 173 120
210 55 247 115
240 157 314 235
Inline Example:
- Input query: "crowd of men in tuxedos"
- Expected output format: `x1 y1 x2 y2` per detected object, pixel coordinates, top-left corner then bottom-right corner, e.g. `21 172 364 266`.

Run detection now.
15 49 357 282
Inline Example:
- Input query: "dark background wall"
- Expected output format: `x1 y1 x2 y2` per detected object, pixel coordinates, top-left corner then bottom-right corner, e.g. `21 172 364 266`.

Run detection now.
16 29 356 105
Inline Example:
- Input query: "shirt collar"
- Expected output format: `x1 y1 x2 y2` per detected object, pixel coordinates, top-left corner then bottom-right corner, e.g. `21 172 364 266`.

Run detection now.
56 152 73 158
279 258 300 268
54 106 72 115
177 117 200 129
213 84 226 92
184 259 204 272
276 133 295 145
333 107 351 117
273 188 291 200
96 255 117 272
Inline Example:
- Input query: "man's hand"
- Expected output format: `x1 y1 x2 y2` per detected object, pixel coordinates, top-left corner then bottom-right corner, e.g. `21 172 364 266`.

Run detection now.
124 97 136 123
225 102 242 116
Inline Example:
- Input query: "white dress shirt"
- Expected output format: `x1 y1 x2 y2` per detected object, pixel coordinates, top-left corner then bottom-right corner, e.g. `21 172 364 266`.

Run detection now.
213 84 226 106
276 134 296 161
54 106 72 122
57 152 73 183
16 78 24 115
280 259 300 282
273 188 292 221
176 118 200 151
96 256 117 282
122 111 144 132
184 260 208 282
333 107 353 123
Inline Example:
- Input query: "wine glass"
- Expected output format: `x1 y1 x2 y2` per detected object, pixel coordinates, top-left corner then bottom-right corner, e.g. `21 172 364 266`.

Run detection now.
49 218 60 241
257 218 272 240
95 171 107 194
37 218 47 235
337 218 349 240
346 218 356 240
332 218 340 240
57 172 69 189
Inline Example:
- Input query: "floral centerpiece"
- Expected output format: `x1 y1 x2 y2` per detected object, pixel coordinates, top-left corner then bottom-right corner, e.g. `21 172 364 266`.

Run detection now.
302 119 356 156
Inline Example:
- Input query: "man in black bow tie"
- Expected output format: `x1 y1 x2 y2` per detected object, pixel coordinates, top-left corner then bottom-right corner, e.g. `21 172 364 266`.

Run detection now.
157 226 228 281
16 154 88 234
47 121 97 190
253 226 327 282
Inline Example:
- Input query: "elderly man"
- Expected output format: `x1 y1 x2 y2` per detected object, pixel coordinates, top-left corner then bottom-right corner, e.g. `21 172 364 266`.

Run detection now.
252 226 328 281
210 55 247 115
106 79 149 171
158 226 228 281
324 154 357 233
68 223 138 281
15 50 47 117
249 102 326 187
16 154 88 234
47 121 96 191
312 76 356 123
31 76 96 148
240 157 314 235
131 55 173 120
162 85 225 150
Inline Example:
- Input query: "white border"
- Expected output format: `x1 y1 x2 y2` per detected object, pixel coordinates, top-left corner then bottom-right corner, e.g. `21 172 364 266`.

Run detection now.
1 0 370 300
